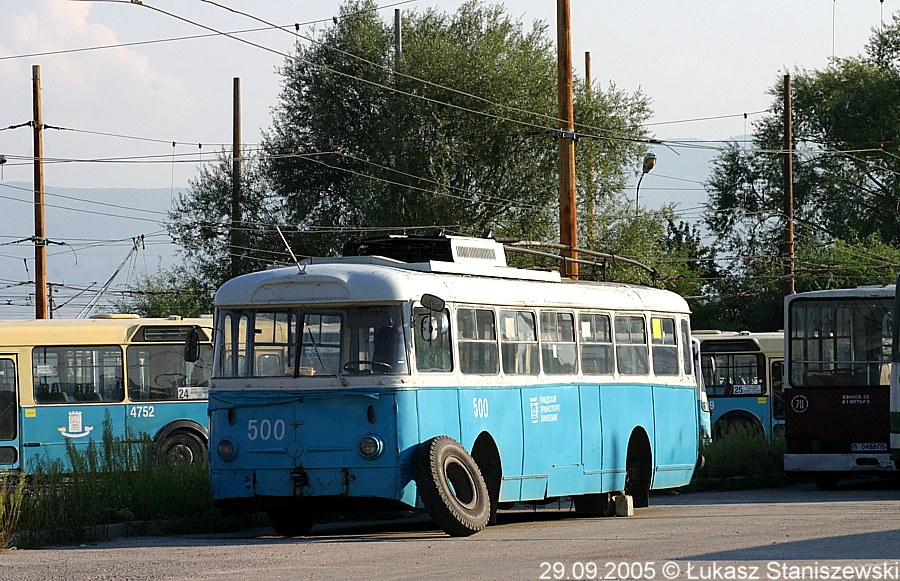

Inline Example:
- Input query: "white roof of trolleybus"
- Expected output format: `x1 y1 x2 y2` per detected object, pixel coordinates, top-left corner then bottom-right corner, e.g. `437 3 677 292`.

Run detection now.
784 284 896 304
0 315 212 347
693 330 784 357
214 256 690 315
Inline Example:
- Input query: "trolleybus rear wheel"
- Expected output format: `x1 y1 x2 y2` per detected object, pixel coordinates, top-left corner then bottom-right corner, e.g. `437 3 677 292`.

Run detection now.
414 436 490 537
814 473 839 490
268 508 316 537
625 435 652 508
573 492 613 517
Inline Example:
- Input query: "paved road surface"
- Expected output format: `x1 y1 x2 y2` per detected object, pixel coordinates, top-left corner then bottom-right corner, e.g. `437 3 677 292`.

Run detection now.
3 480 898 580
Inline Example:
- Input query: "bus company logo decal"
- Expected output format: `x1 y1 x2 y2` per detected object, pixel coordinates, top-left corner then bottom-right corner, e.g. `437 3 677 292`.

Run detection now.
790 395 809 414
57 411 94 438
529 395 560 424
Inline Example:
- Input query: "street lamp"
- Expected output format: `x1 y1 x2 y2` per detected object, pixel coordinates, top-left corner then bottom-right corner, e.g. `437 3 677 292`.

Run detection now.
635 152 657 211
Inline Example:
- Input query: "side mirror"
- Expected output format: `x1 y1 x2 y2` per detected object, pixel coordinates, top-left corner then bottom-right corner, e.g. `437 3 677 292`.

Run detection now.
420 293 445 312
184 327 202 363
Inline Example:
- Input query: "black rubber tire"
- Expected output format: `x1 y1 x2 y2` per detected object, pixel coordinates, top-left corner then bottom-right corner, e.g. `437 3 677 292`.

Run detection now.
268 508 316 537
414 436 490 537
159 431 206 465
573 493 612 517
814 473 839 490
625 439 651 509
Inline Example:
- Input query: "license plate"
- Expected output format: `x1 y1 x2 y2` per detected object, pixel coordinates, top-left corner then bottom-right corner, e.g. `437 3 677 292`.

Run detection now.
851 443 887 452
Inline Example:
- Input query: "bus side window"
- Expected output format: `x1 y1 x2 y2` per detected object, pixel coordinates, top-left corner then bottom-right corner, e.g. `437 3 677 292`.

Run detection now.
33 346 121 404
540 311 576 375
579 312 613 375
414 307 452 372
457 308 499 374
500 310 538 375
651 317 678 376
680 320 692 376
615 315 649 375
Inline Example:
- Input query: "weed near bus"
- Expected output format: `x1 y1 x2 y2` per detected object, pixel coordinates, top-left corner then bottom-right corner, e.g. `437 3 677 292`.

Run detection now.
1 416 232 548
691 425 787 490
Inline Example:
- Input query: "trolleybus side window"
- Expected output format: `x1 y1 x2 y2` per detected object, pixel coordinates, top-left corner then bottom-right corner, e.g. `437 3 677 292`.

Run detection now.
540 311 577 375
704 353 763 396
32 346 124 404
457 307 499 375
500 310 538 375
615 315 649 375
127 344 212 401
680 319 692 377
579 312 614 375
413 307 452 373
651 316 679 376
0 359 16 441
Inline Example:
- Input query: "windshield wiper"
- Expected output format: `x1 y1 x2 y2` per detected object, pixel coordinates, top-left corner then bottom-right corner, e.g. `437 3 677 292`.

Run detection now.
305 327 348 387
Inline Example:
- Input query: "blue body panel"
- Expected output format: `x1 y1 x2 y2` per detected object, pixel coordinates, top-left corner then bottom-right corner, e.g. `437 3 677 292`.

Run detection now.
709 396 781 439
13 401 208 471
209 381 698 509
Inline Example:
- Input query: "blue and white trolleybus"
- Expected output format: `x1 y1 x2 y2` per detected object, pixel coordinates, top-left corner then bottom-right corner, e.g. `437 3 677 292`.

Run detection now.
204 235 701 536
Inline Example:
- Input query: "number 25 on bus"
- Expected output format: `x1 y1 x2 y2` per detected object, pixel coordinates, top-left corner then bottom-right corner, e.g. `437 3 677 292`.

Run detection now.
205 235 703 537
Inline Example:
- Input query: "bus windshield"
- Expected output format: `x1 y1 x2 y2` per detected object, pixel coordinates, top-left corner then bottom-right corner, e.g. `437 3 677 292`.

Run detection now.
789 298 893 388
217 305 409 379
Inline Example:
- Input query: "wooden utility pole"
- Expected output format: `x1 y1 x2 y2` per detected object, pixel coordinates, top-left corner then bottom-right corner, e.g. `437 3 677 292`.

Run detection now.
584 51 597 249
783 74 795 295
231 77 242 279
556 0 578 277
33 64 48 319
394 9 402 67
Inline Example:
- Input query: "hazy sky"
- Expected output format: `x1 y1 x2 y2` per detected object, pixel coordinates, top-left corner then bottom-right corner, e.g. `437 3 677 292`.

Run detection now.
0 0 894 318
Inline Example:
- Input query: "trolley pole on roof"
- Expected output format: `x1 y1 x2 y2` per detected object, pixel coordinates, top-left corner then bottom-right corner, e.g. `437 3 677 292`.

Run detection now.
783 74 795 295
33 64 48 319
556 0 578 278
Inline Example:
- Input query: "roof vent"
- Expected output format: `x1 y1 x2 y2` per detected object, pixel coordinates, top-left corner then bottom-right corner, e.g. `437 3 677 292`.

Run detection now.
343 234 507 267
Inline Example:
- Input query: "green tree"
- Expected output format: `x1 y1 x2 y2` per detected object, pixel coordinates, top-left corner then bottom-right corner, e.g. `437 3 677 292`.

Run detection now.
702 13 900 328
164 0 684 293
114 264 214 318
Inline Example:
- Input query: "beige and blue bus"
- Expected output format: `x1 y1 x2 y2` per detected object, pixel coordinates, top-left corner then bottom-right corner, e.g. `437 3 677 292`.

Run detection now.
694 330 785 439
0 315 212 470
205 235 702 537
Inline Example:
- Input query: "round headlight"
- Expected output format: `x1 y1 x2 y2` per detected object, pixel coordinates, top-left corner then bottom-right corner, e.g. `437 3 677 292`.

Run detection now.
217 438 237 462
358 435 384 459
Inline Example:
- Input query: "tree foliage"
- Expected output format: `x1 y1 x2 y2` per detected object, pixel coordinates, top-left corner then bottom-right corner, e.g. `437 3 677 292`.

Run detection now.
702 13 900 329
113 264 215 318
163 0 663 289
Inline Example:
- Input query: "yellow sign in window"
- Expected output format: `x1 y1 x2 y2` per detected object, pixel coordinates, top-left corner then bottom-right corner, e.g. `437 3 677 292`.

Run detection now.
651 318 663 340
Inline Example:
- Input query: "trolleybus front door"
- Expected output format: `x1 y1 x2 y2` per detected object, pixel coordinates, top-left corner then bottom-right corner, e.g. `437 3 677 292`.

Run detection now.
0 356 19 469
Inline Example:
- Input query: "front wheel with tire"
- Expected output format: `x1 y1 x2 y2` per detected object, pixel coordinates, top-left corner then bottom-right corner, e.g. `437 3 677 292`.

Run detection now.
414 436 490 537
268 508 316 537
159 431 206 465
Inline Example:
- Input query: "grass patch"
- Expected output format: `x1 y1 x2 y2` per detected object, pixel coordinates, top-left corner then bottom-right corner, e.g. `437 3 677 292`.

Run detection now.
690 425 787 491
2 416 242 548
